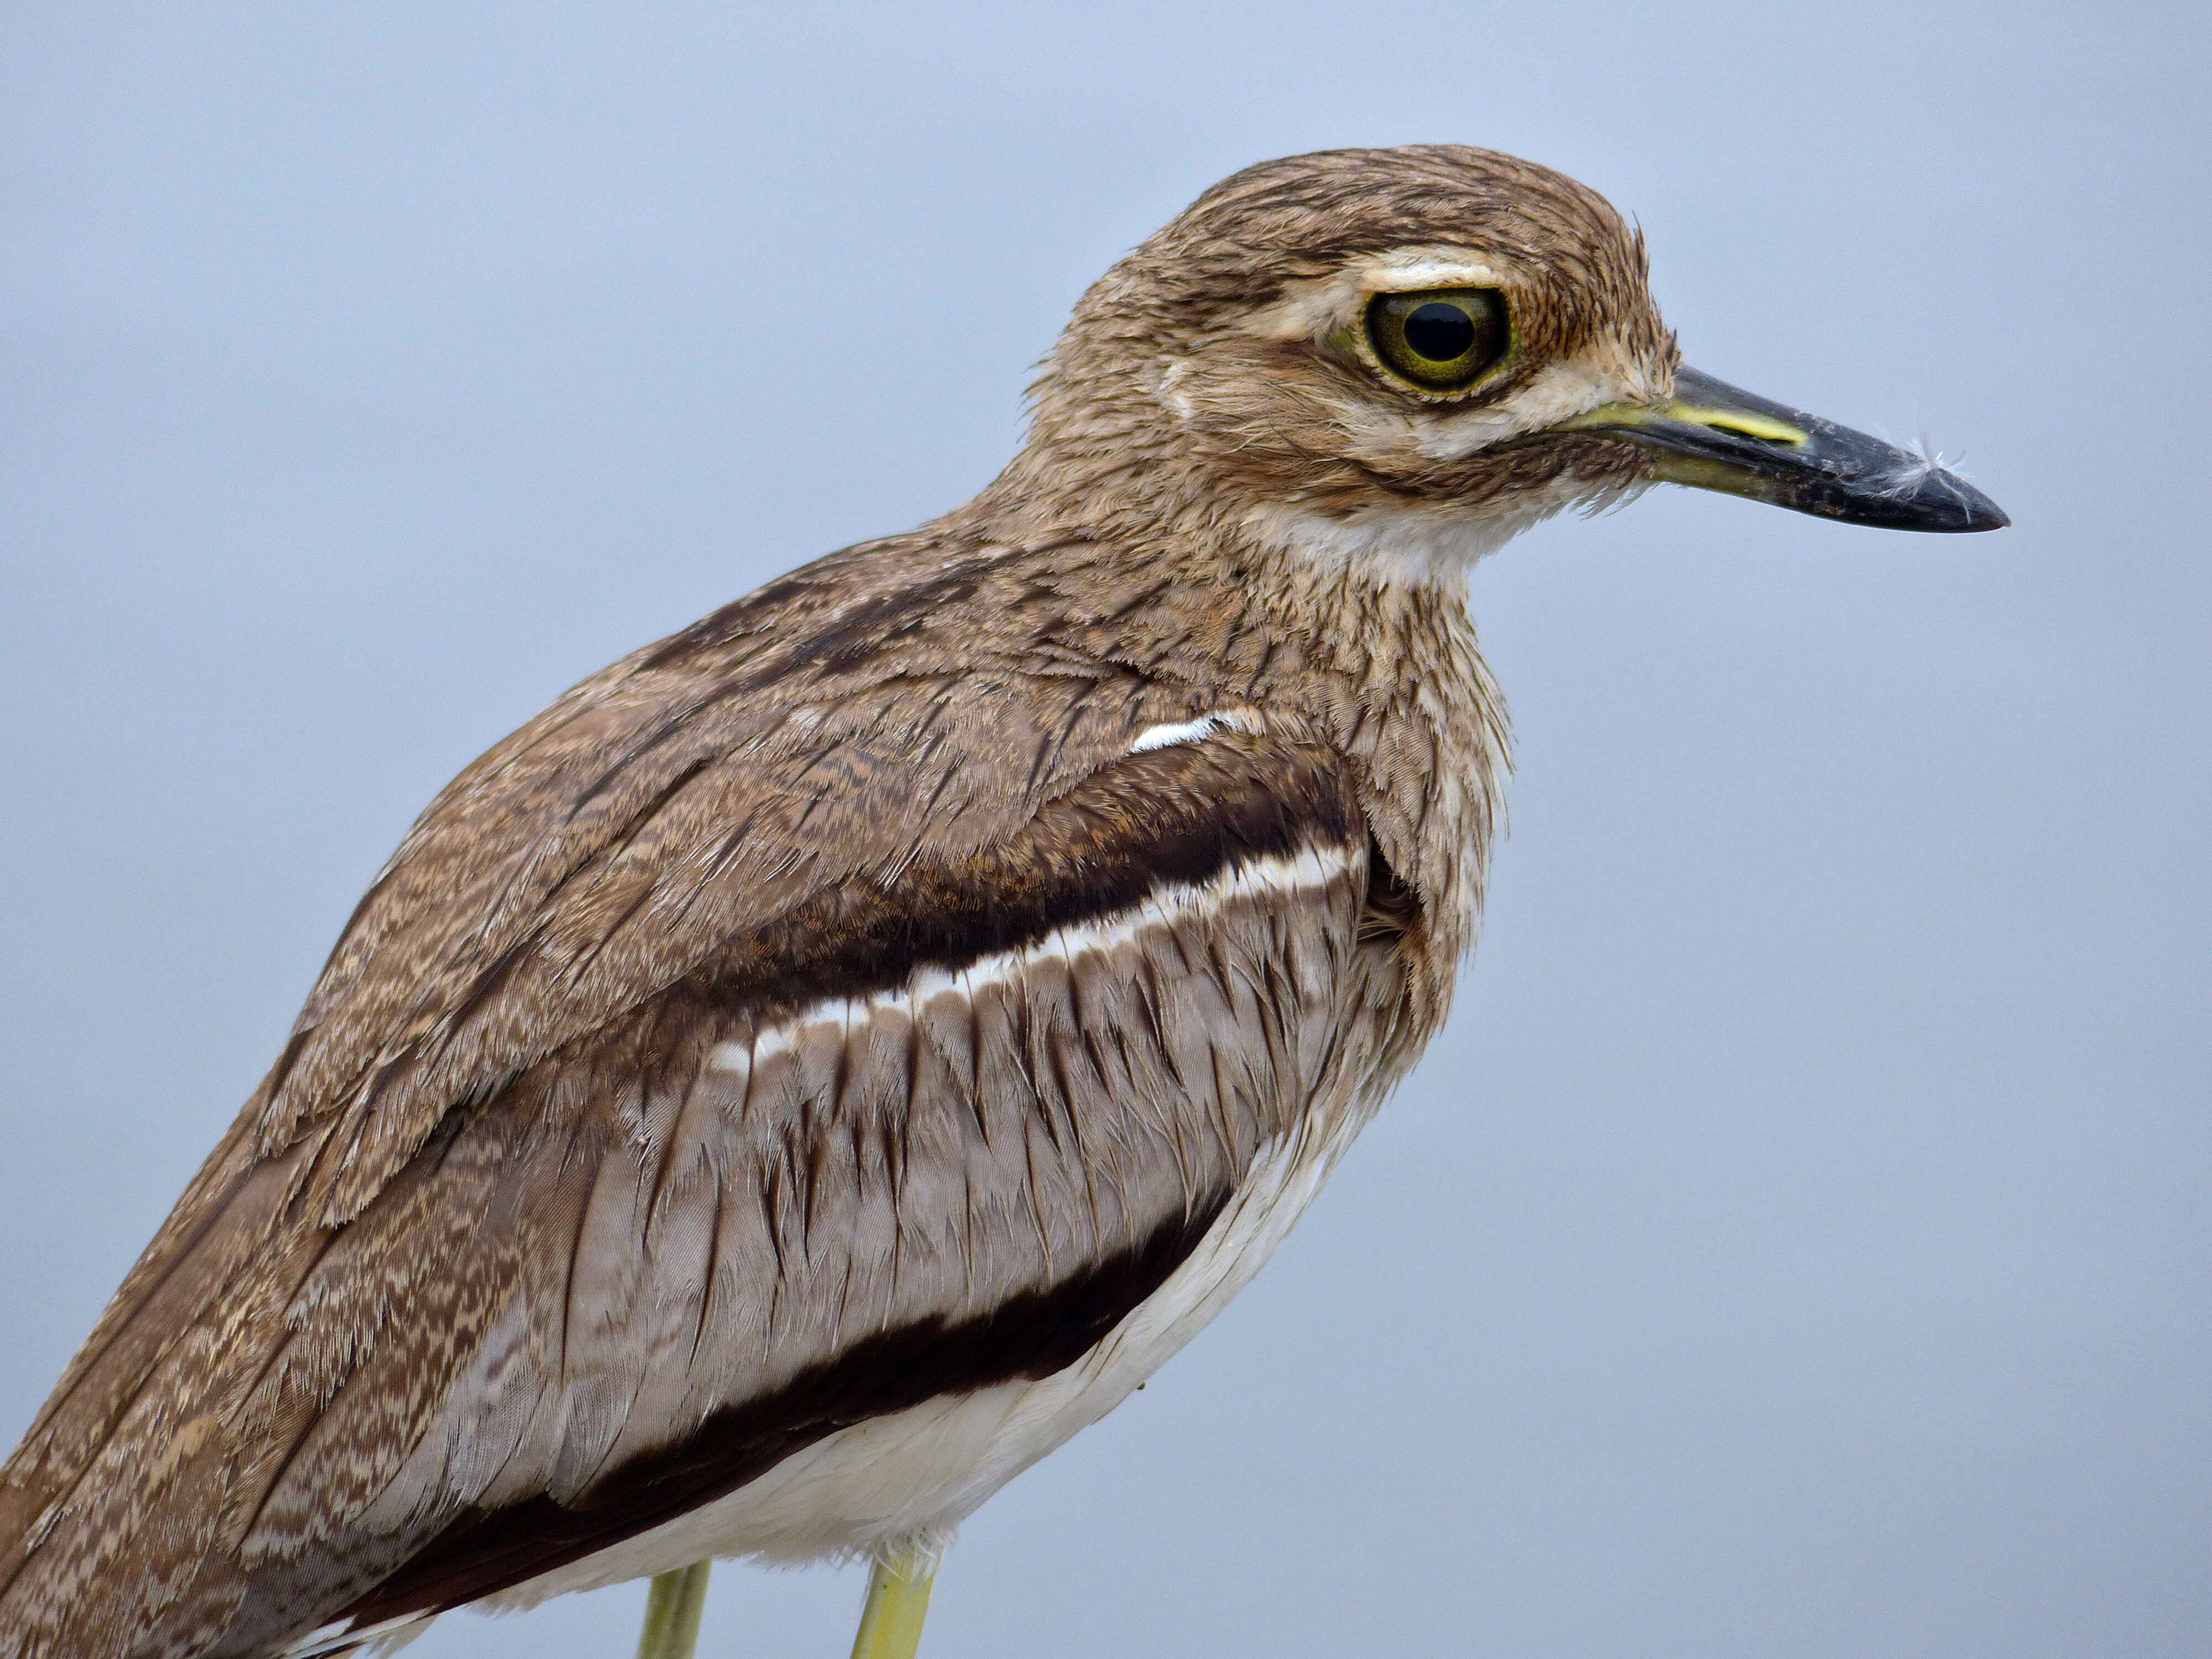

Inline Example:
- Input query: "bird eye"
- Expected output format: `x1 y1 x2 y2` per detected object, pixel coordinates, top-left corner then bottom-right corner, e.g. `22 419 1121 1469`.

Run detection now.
1365 288 1509 392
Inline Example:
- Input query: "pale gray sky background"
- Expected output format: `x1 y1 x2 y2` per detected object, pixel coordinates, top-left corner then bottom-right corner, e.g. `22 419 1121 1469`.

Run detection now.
4 4 2206 1656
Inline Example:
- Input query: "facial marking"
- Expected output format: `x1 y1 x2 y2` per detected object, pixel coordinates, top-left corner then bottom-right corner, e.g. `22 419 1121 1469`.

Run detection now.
1408 356 1635 462
1239 247 1512 345
1243 465 1646 586
1226 242 1670 471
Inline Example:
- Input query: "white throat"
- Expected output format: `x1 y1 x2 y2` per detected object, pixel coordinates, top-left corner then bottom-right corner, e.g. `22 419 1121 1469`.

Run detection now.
1245 469 1640 586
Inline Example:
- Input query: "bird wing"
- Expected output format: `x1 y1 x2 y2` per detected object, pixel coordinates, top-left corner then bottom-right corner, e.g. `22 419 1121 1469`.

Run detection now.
0 542 1404 1658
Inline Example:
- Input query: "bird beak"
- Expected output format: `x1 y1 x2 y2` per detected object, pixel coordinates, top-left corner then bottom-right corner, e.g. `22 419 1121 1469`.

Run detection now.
1556 365 2010 532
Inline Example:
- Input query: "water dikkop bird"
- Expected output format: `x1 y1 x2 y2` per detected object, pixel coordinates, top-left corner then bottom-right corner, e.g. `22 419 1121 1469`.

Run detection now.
0 145 2006 1659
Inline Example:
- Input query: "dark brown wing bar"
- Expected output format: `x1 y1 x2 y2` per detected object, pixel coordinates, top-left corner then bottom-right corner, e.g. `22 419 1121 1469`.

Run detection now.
0 537 1176 1548
309 733 1369 1631
0 544 1383 1658
335 1199 1232 1628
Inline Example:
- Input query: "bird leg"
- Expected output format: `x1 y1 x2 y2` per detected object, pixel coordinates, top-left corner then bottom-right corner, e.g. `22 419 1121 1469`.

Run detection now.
847 1542 940 1659
634 1561 712 1659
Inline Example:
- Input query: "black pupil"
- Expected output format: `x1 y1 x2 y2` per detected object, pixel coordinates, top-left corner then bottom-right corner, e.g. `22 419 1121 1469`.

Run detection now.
1403 301 1477 362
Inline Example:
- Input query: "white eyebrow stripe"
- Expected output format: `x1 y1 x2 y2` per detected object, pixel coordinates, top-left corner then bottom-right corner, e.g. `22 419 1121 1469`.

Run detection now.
1128 709 1261 754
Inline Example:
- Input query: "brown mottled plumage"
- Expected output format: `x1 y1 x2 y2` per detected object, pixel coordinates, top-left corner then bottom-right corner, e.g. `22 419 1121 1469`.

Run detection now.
0 144 2003 1659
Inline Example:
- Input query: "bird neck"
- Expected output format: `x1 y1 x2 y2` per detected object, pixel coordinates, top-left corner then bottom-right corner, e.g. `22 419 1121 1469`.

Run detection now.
949 456 1510 965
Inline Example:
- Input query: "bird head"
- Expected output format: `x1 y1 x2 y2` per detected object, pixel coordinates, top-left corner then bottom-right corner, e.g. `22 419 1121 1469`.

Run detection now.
1011 145 2006 577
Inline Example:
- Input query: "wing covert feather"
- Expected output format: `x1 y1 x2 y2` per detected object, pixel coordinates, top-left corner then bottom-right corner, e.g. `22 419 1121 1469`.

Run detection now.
0 550 1404 1658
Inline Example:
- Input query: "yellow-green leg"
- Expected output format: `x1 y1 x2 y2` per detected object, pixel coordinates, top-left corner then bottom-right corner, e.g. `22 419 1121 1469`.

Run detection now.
635 1561 712 1659
847 1543 940 1659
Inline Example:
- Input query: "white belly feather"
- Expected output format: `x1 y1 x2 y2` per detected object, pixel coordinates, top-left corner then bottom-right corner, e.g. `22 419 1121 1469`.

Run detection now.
285 730 1399 1655
482 1084 1374 1610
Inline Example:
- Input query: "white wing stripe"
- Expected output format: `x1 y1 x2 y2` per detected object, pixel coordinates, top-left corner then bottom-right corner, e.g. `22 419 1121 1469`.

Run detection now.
705 844 1356 1076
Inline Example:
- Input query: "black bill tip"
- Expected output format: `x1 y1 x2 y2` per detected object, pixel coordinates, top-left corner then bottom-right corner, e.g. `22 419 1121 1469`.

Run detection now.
1858 453 2011 533
1562 366 2011 535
